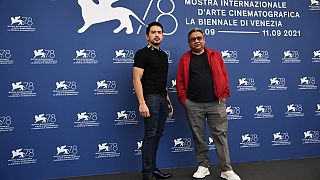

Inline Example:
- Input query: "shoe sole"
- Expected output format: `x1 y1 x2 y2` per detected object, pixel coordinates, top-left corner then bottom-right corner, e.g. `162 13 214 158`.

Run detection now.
221 173 240 180
193 172 210 179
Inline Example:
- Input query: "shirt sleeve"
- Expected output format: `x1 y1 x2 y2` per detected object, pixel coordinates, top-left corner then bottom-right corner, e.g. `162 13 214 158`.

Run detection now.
133 50 146 69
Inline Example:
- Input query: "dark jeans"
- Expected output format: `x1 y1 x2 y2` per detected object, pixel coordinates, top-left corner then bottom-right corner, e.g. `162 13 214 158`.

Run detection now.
142 94 169 176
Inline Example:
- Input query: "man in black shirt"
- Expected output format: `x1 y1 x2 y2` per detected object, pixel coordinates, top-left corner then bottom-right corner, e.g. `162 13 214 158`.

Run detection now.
133 22 173 180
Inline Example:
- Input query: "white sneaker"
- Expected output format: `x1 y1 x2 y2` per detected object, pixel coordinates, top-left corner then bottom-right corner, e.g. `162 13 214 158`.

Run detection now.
221 170 241 180
193 166 210 179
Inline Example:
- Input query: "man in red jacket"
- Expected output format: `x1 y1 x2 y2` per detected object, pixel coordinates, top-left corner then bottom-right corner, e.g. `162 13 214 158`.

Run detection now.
176 27 241 180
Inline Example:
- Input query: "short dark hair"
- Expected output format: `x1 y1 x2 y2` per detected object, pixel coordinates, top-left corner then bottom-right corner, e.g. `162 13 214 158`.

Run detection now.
187 27 204 39
146 22 163 35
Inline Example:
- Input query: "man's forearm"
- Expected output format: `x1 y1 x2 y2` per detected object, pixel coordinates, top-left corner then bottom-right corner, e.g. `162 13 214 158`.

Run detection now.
133 79 145 105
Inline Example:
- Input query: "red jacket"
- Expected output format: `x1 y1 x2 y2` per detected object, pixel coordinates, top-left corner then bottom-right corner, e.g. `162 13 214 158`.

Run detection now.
176 47 231 104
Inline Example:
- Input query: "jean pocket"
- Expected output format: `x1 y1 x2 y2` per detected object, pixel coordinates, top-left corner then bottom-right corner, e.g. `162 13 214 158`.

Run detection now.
183 99 190 109
145 94 159 103
217 104 227 118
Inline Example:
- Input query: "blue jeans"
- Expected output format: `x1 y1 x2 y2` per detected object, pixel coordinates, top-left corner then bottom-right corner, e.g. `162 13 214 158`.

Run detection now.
142 94 169 175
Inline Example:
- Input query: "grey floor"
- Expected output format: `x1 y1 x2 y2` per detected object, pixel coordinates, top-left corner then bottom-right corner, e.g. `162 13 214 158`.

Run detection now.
60 157 320 180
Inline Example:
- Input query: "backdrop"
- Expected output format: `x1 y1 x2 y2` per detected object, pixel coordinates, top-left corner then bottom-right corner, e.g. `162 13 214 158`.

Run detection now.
1 0 320 179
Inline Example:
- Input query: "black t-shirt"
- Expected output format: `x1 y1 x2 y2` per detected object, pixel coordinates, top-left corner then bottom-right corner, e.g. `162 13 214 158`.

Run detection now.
133 46 168 95
188 50 217 103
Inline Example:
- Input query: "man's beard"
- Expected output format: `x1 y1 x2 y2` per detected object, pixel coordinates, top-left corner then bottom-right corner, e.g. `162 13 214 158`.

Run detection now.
150 41 160 46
